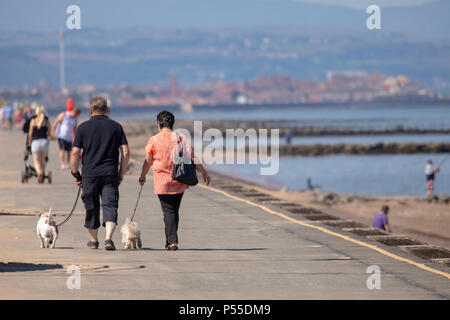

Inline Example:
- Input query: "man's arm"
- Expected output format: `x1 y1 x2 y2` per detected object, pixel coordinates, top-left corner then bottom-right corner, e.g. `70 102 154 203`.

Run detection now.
71 146 82 187
51 112 64 138
384 215 390 233
72 121 78 142
118 144 130 185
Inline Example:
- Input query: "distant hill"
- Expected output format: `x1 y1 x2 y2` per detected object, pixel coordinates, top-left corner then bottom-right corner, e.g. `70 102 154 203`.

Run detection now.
0 0 450 90
384 0 450 39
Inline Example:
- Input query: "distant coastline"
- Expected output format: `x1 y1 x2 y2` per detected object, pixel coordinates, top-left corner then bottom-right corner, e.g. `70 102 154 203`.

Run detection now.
44 97 450 112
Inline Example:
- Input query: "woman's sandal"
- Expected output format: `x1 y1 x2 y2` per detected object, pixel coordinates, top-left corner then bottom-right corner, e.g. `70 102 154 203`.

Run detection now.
166 244 178 251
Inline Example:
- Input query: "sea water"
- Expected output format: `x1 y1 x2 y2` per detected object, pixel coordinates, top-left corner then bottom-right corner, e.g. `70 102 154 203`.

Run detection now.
211 153 450 196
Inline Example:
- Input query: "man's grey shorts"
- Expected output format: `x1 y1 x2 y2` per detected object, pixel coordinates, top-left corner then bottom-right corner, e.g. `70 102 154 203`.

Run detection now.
81 175 119 229
31 139 49 154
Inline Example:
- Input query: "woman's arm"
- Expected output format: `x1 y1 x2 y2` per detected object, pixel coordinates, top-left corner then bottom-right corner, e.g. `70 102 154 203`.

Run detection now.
190 144 211 185
196 163 211 185
47 119 52 139
139 153 153 186
28 119 34 145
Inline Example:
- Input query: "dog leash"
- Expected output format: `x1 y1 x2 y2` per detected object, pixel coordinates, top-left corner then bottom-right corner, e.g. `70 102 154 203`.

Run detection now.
130 185 143 222
56 187 81 228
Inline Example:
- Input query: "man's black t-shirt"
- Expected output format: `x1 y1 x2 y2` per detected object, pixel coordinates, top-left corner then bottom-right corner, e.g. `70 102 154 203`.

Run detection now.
73 115 128 177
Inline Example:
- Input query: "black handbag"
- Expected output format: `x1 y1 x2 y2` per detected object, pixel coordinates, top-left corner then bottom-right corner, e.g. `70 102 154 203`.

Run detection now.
172 133 198 186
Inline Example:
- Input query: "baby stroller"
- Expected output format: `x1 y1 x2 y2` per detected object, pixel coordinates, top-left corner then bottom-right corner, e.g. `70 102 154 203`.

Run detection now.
21 141 52 184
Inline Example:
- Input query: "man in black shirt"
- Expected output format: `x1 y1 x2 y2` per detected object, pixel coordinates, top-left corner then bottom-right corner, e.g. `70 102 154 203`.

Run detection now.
71 97 130 251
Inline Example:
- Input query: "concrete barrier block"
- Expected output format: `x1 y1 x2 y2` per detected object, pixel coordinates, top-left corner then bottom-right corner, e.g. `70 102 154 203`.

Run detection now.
367 235 423 246
342 227 389 236
399 245 450 260
321 220 366 228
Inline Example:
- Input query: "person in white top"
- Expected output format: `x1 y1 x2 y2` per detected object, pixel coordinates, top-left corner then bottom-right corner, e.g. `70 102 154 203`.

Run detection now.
51 107 81 169
425 160 440 197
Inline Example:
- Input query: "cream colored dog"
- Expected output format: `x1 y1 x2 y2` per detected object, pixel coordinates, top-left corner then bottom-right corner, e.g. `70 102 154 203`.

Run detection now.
120 218 142 249
36 208 58 248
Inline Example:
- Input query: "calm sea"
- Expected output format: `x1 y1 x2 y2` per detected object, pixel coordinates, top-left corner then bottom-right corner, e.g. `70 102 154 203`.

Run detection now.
105 104 450 131
71 104 450 196
210 154 450 196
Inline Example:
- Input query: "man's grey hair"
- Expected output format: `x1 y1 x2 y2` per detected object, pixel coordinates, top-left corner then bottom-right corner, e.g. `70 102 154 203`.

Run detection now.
90 96 108 113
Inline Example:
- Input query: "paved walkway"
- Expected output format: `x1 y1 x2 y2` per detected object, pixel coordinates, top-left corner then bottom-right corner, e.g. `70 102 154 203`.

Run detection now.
0 131 449 299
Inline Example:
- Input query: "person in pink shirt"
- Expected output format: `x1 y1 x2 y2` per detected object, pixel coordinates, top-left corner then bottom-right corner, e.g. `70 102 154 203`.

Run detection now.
139 110 210 251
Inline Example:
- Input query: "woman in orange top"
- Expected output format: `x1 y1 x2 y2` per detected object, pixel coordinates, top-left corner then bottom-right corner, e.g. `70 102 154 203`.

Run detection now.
139 110 210 250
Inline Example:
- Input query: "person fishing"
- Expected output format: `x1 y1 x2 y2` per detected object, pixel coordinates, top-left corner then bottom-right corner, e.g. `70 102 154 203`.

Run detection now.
425 160 440 198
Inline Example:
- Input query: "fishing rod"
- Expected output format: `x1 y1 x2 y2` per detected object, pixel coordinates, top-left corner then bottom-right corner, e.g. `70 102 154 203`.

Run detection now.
438 154 450 167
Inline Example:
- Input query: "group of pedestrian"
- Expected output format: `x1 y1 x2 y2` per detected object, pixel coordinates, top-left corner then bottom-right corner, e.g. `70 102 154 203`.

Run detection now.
71 96 210 251
12 95 445 249
0 104 14 131
23 99 81 183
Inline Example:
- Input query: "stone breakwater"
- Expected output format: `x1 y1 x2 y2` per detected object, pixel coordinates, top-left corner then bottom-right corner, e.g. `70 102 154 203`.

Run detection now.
120 119 450 137
279 142 450 156
120 120 450 156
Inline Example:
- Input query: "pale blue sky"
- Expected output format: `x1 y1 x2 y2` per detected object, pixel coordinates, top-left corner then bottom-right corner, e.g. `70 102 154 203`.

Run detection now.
266 0 434 8
0 0 440 31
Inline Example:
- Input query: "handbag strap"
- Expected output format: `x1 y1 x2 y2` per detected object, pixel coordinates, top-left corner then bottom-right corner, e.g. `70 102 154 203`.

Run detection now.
175 132 183 157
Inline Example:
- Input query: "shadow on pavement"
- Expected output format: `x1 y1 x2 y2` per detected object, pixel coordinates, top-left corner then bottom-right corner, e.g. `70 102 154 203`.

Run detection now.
140 248 267 251
0 212 34 216
0 262 63 272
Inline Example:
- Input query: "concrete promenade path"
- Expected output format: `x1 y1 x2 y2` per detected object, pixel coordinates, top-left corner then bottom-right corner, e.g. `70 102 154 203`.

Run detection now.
0 130 449 299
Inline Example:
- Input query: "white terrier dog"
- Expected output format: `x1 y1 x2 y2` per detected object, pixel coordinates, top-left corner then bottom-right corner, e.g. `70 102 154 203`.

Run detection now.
120 218 142 249
36 208 58 248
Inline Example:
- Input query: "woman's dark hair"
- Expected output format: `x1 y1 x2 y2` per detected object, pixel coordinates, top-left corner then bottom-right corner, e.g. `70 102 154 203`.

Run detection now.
157 110 175 129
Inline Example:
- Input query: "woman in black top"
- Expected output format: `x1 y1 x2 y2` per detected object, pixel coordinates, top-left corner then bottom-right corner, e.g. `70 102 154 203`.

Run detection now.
28 106 51 183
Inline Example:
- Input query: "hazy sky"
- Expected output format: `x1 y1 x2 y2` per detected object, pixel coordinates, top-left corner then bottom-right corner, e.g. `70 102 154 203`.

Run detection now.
0 0 439 31
268 0 434 8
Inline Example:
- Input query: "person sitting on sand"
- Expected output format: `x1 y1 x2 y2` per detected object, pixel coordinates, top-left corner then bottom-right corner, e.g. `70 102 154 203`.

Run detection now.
425 160 440 198
372 205 390 233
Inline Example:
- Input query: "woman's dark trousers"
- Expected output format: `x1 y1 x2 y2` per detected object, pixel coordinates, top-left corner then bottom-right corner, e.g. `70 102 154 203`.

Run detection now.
158 193 184 247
